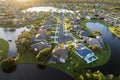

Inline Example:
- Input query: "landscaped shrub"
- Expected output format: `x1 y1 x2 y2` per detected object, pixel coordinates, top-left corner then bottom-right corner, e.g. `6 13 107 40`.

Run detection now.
1 57 16 73
92 30 102 36
88 45 92 50
36 48 52 62
78 70 105 80
51 43 57 49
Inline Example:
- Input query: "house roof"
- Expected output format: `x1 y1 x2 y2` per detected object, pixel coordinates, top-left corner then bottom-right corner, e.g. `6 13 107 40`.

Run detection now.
56 35 74 43
71 25 83 31
31 41 51 54
80 30 90 37
37 28 47 34
86 37 102 47
116 21 120 24
35 33 46 39
43 21 52 27
52 46 69 60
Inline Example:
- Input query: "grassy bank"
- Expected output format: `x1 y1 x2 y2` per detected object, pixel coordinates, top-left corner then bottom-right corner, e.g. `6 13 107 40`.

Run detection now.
0 38 9 60
0 22 30 28
15 50 37 64
0 24 15 28
12 43 111 79
79 19 112 28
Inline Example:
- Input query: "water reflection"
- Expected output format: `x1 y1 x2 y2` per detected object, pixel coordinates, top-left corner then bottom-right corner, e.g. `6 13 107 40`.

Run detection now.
0 27 31 57
37 64 46 70
0 64 74 80
2 65 17 74
86 22 120 76
25 6 73 13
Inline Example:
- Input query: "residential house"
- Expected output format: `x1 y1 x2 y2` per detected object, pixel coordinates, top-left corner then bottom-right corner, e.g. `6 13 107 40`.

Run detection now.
81 10 88 15
86 15 94 20
49 46 69 63
71 25 83 32
31 28 49 42
104 18 116 25
75 44 98 63
114 14 120 20
31 40 51 54
92 9 98 13
70 18 80 25
96 36 104 47
43 21 52 28
99 10 105 14
98 16 105 20
115 21 120 27
80 30 90 37
85 37 103 48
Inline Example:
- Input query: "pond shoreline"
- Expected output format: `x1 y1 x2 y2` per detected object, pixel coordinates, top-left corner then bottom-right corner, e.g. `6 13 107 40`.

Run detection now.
86 22 120 76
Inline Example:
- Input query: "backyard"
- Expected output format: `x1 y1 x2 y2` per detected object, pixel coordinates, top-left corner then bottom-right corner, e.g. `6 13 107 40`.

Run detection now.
44 44 111 79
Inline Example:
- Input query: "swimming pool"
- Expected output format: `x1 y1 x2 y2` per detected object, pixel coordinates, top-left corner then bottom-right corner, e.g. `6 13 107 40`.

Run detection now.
84 55 98 64
75 44 98 64
75 49 93 58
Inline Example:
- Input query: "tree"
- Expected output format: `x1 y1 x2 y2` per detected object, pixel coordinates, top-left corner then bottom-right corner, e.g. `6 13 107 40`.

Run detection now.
92 70 106 80
1 57 16 72
16 31 31 53
79 75 84 80
92 30 102 36
78 70 105 80
36 48 52 62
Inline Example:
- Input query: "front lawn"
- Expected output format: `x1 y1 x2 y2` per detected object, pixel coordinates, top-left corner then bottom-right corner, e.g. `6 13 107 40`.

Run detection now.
0 38 9 60
15 52 37 64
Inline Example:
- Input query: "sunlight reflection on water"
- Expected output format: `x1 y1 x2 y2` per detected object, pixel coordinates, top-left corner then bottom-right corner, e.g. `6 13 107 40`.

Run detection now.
24 6 73 13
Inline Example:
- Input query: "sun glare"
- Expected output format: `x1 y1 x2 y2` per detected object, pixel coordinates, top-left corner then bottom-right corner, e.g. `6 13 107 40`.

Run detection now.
17 0 29 2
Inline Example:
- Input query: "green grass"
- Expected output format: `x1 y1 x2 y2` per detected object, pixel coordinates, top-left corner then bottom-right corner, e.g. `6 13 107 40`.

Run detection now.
0 22 31 28
15 52 37 64
84 44 111 68
44 60 78 78
0 24 15 28
79 19 112 28
44 44 111 79
0 38 9 59
109 27 120 38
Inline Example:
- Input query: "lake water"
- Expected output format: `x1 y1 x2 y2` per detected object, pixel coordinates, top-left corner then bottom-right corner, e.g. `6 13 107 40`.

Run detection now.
0 64 74 80
24 6 73 13
86 22 120 76
0 27 30 57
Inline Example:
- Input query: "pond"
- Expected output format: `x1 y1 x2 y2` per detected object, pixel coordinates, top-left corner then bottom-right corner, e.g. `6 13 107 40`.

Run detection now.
24 6 73 13
86 22 120 76
0 64 74 80
0 27 31 57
